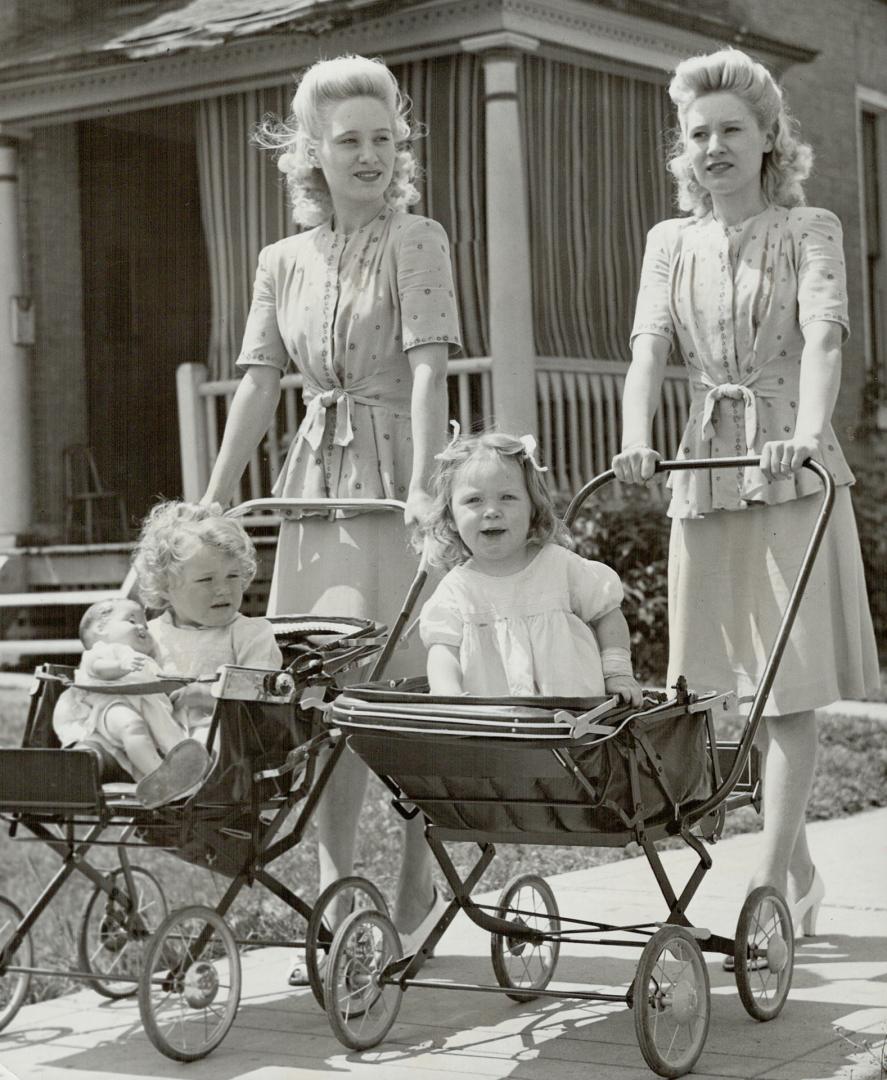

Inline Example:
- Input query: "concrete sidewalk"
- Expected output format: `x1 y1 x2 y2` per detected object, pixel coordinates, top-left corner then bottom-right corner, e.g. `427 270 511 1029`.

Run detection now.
1 808 885 1080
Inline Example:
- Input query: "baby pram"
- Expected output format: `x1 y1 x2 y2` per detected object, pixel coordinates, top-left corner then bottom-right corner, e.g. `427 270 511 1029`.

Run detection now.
0 498 411 1062
318 457 834 1077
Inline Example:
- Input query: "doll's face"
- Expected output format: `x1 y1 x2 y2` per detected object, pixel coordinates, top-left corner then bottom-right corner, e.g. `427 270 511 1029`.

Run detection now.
163 542 244 629
94 599 154 655
313 96 396 218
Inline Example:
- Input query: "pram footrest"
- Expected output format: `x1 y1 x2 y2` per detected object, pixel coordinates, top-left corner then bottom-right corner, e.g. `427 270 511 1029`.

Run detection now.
0 748 103 814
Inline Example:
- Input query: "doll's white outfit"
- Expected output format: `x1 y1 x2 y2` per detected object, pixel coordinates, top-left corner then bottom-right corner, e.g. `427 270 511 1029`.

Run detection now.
53 641 182 779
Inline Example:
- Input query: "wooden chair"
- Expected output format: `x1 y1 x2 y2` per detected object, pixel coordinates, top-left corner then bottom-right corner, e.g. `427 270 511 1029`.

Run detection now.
62 445 129 543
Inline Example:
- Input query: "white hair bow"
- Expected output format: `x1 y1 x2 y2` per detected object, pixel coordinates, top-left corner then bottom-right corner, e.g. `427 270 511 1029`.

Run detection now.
518 434 547 473
434 419 462 459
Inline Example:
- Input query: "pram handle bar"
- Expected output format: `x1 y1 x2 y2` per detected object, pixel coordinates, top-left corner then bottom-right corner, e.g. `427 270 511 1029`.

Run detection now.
227 497 408 518
565 456 835 825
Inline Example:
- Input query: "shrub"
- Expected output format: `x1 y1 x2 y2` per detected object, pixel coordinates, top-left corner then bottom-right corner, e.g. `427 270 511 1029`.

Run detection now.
850 442 887 669
567 483 671 683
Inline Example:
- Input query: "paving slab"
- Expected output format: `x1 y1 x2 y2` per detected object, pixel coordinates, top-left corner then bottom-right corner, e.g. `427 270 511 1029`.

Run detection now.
1 808 885 1080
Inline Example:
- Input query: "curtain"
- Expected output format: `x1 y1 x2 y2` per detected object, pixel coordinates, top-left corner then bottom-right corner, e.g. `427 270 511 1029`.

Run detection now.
196 54 487 380
522 55 673 362
394 54 489 359
196 85 292 380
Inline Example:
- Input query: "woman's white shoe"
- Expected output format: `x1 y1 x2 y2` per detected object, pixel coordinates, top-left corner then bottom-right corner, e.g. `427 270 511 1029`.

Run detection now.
792 867 825 937
399 888 450 955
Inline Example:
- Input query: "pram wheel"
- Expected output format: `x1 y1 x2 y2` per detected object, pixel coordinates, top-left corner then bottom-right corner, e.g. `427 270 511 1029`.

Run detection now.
633 925 710 1078
138 905 241 1062
324 908 403 1050
0 896 31 1033
734 886 793 1021
490 874 561 1002
305 875 389 1008
78 866 168 999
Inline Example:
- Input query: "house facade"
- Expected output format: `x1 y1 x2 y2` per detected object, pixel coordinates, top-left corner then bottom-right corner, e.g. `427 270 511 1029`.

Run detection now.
0 0 884 545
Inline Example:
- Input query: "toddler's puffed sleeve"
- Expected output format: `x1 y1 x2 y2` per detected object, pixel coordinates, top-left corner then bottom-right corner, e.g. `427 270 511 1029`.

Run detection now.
419 580 464 648
231 617 283 669
565 551 624 623
794 209 850 342
630 220 678 348
397 217 462 353
235 245 292 372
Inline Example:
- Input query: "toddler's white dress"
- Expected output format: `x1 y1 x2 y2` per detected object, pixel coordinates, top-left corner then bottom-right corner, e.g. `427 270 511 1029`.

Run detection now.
419 544 623 697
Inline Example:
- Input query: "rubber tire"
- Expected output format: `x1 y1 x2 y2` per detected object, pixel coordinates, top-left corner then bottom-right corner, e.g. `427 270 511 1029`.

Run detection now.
324 908 402 1050
138 905 241 1062
0 896 32 1033
734 885 794 1021
305 875 389 1009
490 873 561 1002
633 925 711 1078
78 865 168 999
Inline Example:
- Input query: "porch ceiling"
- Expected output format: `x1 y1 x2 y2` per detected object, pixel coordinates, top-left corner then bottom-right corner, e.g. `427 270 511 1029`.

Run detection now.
0 0 817 128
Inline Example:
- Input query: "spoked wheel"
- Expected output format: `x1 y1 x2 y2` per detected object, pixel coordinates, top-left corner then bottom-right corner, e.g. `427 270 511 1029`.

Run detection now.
138 905 241 1062
490 873 561 1002
633 925 711 1078
0 896 32 1033
78 866 168 999
734 886 793 1021
324 908 403 1050
305 875 389 1009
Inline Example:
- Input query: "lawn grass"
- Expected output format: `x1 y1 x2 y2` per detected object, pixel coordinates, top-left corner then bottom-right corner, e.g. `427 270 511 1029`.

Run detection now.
1 683 884 1005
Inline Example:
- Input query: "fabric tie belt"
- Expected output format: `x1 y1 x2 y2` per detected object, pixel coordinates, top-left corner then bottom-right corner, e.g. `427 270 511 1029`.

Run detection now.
301 387 355 452
698 370 761 452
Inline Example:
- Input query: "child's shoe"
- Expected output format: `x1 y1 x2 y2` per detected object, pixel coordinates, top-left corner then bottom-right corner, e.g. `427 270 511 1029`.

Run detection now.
136 740 211 809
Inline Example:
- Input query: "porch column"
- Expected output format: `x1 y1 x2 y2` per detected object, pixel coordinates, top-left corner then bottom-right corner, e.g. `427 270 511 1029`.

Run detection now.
0 136 31 546
462 32 539 437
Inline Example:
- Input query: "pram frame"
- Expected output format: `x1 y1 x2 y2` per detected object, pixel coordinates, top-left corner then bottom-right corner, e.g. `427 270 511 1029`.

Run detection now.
320 456 833 1074
0 617 375 995
1 493 421 1058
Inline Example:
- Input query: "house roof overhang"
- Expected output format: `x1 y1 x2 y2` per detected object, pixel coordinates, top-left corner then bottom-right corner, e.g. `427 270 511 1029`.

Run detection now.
0 0 818 129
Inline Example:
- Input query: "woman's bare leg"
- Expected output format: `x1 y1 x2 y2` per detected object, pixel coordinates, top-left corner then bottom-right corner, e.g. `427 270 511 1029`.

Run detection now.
393 815 436 934
314 746 370 926
749 709 818 899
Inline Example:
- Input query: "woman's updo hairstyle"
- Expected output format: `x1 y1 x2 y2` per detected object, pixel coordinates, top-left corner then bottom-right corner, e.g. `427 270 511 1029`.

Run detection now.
667 47 813 217
256 54 421 228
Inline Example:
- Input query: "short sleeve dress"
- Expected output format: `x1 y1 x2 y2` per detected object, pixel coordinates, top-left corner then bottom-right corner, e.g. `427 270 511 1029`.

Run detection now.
236 207 462 673
419 544 624 697
631 205 878 713
149 611 283 735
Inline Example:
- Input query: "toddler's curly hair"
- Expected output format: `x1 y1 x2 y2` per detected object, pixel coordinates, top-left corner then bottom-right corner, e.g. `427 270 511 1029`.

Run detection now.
421 431 570 569
132 501 257 612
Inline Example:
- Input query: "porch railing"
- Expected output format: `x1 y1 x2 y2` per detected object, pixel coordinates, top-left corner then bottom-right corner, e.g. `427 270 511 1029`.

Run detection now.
177 358 690 504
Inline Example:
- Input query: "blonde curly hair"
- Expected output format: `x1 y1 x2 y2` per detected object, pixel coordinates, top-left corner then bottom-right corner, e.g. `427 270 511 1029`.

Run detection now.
421 431 571 570
132 501 257 612
667 47 813 217
255 54 421 228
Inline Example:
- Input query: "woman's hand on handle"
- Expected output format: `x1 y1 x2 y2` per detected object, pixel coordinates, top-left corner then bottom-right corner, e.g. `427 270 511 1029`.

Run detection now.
612 445 661 485
759 434 820 483
614 333 669 485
